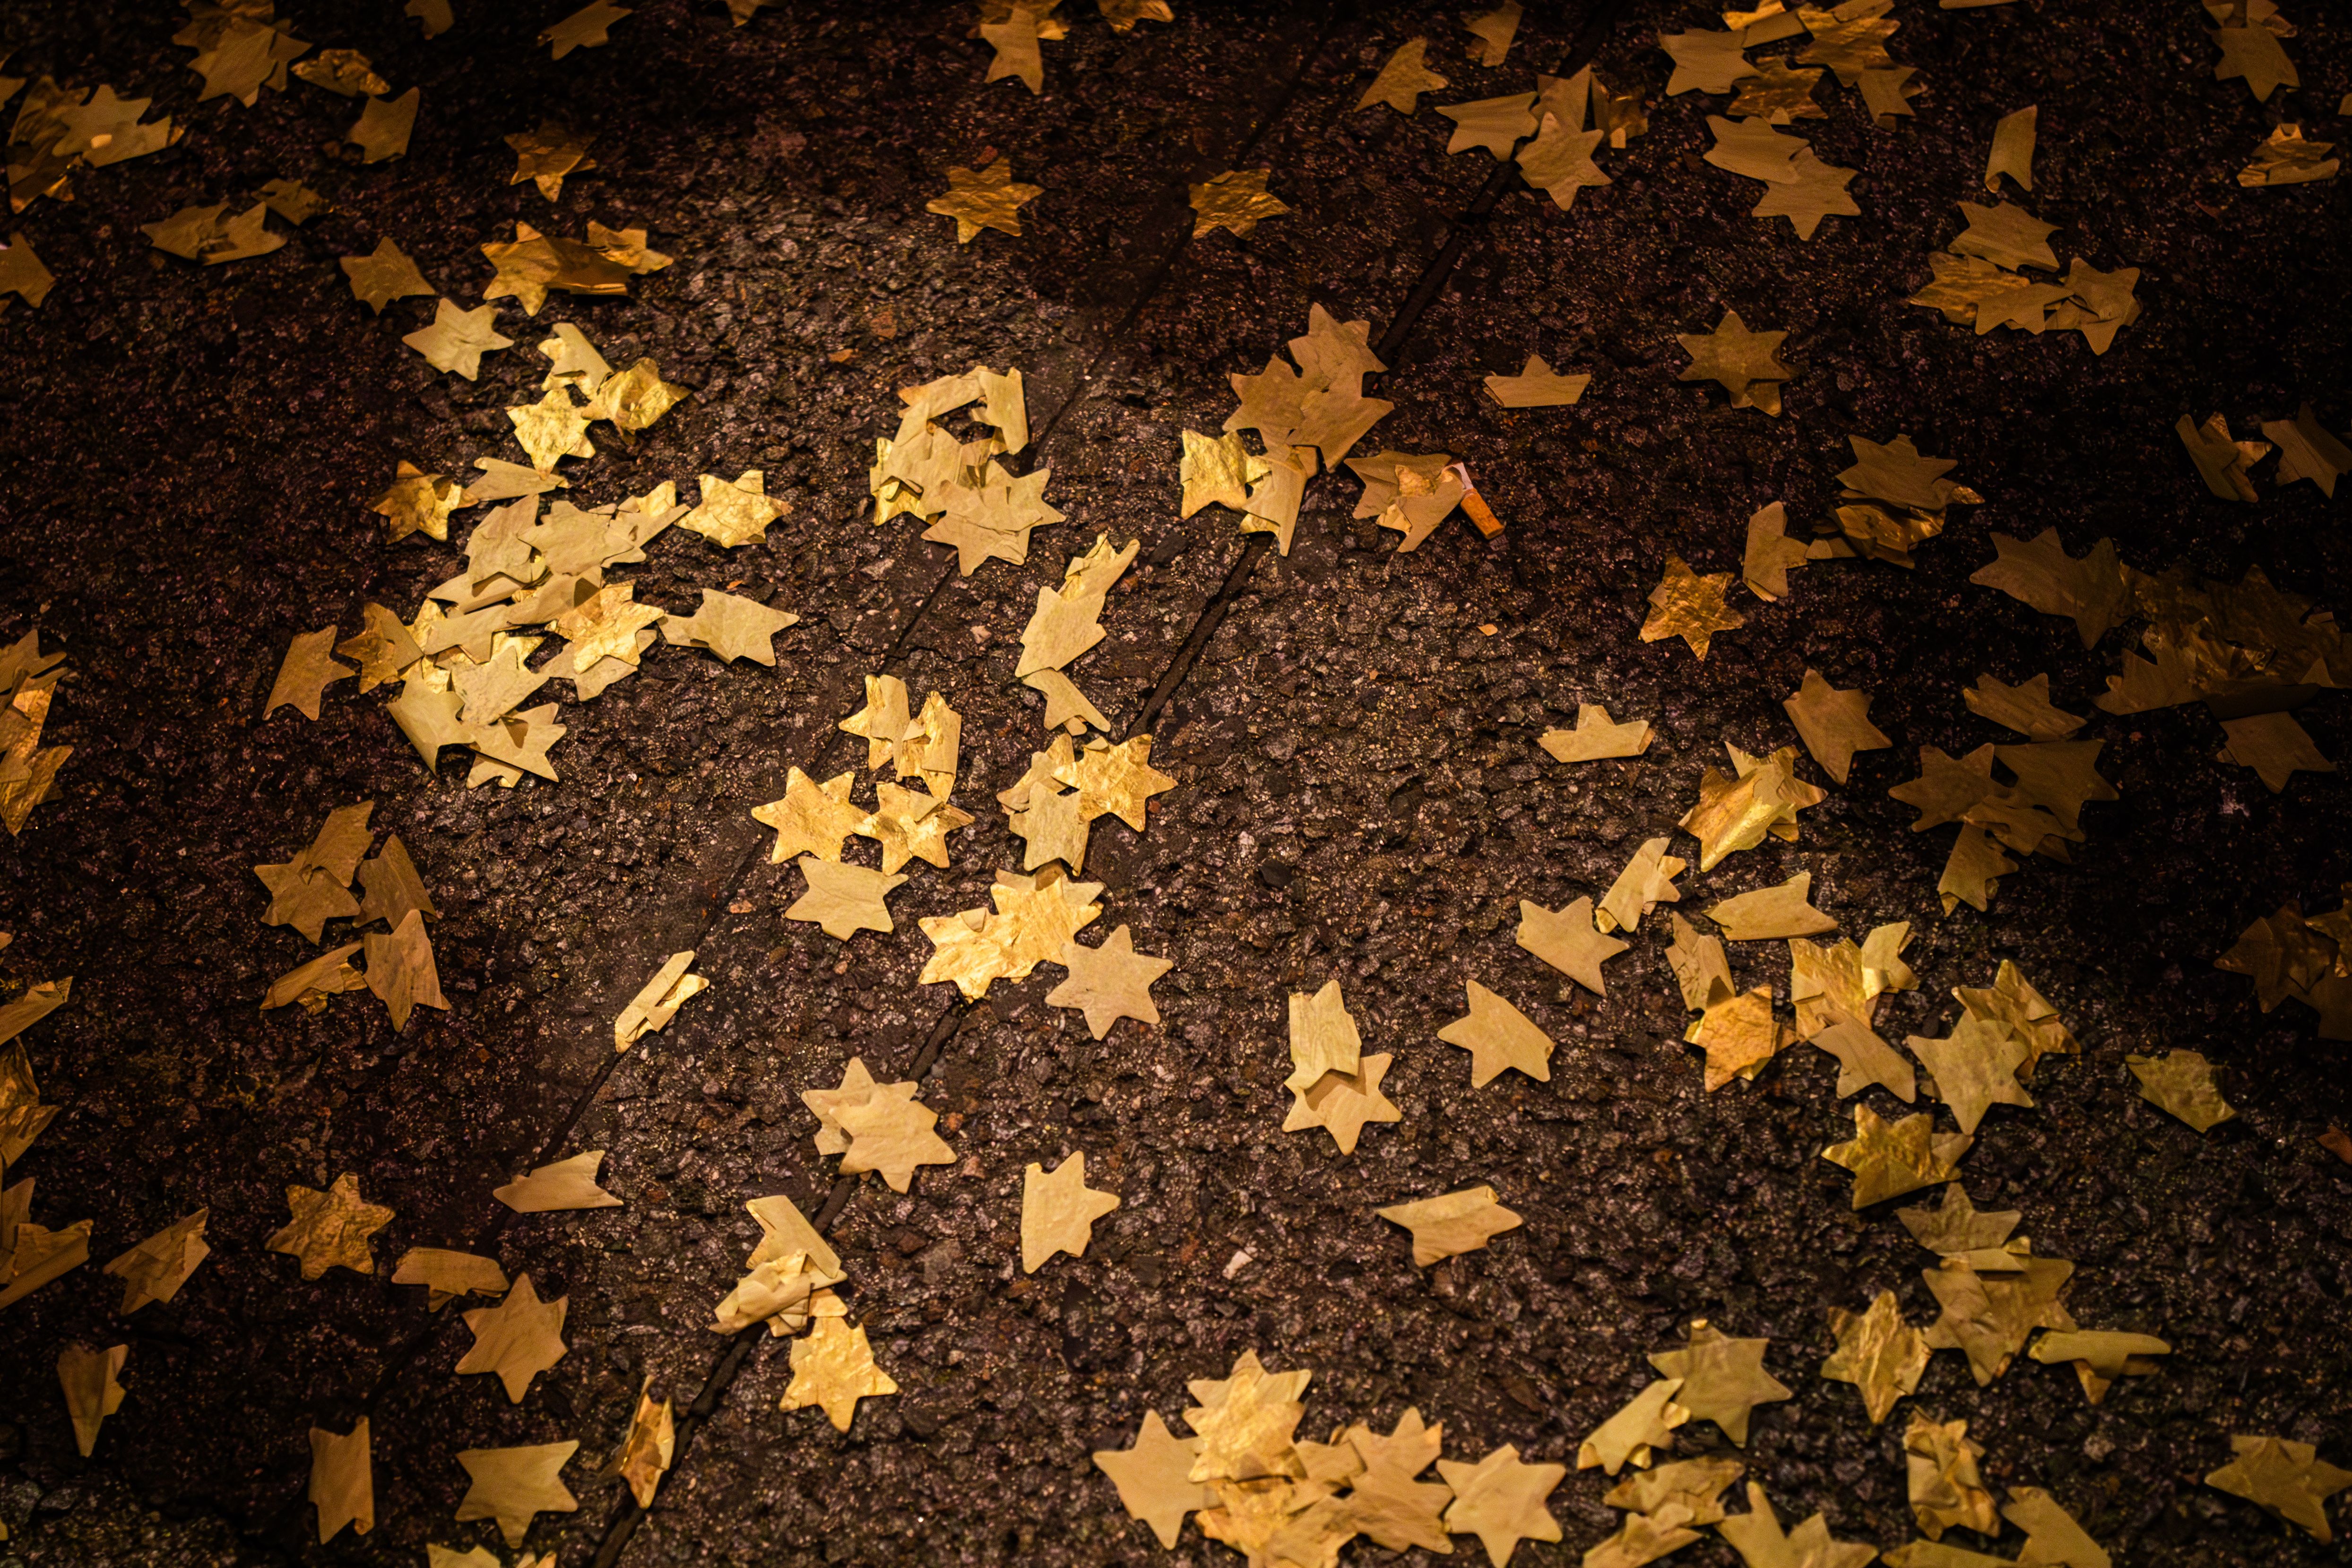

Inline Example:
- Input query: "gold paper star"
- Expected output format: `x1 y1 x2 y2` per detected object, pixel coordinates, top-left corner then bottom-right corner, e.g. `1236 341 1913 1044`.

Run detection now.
681 469 784 547
293 48 387 96
506 121 596 200
1484 353 1590 408
57 1343 127 1457
2127 1050 2237 1131
1909 1017 2034 1133
481 222 633 313
492 1150 623 1213
1647 1320 1792 1446
1516 895 1627 994
1190 169 1290 239
264 628 354 720
1438 1444 1565 1567
1377 1185 1523 1267
2212 21 2298 102
752 769 865 863
101 1211 210 1312
348 87 418 164
2208 1436 2352 1540
455 1442 579 1548
1437 979 1556 1087
403 298 513 379
1358 38 1449 114
1045 925 1171 1039
339 238 434 314
1782 670 1890 783
1822 1289 1930 1424
2240 124 2339 187
1180 429 1254 516
0 233 56 308
542 0 632 57
1580 1380 1690 1475
1708 871 1836 941
1438 93 1538 158
597 1379 674 1509
267 1173 393 1281
1720 1481 1878 1568
1094 1412 1211 1550
308 1419 373 1542
1517 113 1608 209
785 857 905 941
926 157 1041 243
1053 734 1176 830
1021 1151 1120 1272
1678 309 1794 414
1823 1104 1972 1209
456 1272 569 1403
1186 1350 1310 1483
783 1317 898 1430
1281 1052 1401 1154
1642 556 1746 658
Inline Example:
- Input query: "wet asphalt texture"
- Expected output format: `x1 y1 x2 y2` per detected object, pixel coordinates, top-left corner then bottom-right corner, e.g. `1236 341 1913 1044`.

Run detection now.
3 0 2352 1565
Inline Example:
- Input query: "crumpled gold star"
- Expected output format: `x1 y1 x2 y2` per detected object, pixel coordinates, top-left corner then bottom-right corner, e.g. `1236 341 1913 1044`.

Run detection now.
926 156 1042 243
339 237 434 314
1822 1289 1929 1424
1190 169 1291 239
1051 734 1176 830
1822 1104 1972 1208
783 1317 898 1431
1641 556 1745 658
506 120 597 200
266 1173 393 1281
751 768 865 863
507 386 596 471
402 298 513 380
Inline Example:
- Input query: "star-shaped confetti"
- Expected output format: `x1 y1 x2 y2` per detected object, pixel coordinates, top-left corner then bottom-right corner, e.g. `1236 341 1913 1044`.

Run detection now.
1094 1412 1210 1550
339 238 434 314
1045 925 1171 1039
1437 979 1556 1087
1484 353 1590 408
455 1442 579 1548
1439 1445 1565 1567
1648 1320 1792 1446
786 857 905 941
506 121 596 200
456 1272 569 1403
1822 1289 1929 1424
927 157 1041 243
1516 895 1627 994
2127 1050 2237 1132
403 299 514 379
267 1173 393 1281
1642 556 1746 658
1679 309 1794 414
752 769 865 863
784 1317 898 1431
1190 169 1290 239
308 1419 372 1542
1021 1151 1120 1273
1358 38 1449 114
1377 1185 1523 1267
1823 1104 1971 1208
542 0 631 58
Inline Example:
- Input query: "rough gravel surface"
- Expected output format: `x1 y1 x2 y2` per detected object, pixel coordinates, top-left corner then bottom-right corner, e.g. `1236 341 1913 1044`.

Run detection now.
2 2 2351 1567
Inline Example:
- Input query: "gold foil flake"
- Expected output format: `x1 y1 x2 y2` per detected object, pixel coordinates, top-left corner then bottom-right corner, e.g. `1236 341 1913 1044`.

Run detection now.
506 386 595 471
372 465 466 549
1359 38 1449 113
598 1380 674 1509
262 944 363 1012
1823 1289 1929 1424
1045 925 1170 1039
2209 1437 2352 1542
1604 1458 1742 1530
267 1172 392 1280
1186 1350 1311 1484
2263 403 2352 494
493 1150 623 1213
1189 168 1290 238
50 85 182 165
1642 556 1745 657
1010 784 1089 873
457 1272 569 1403
1377 1185 1522 1267
57 1343 127 1457
1437 980 1556 1087
1985 105 2035 191
612 951 705 1051
455 1442 579 1548
1540 703 1650 762
1024 669 1107 734
142 200 284 263
2241 124 2338 186
1517 895 1628 995
1100 0 1173 30
980 2 1051 93
2212 20 2297 101
1679 745 1826 869
2127 1050 2236 1131
1686 985 1785 1089
1904 1413 1997 1540
265 627 354 720
2219 711 2335 793
786 856 905 941
1648 1321 1790 1446
1752 146 1859 238
292 48 386 95
1464 1 1521 62
308 1419 372 1543
449 640 549 725
1897 1183 2020 1255
1440 1446 1565 1565
392 1247 508 1310
1021 1151 1120 1272
542 0 631 56
1598 837 1686 933
680 469 784 547
927 156 1041 242
1719 1482 1878 1568
0 1179 92 1309
1709 872 1835 941
584 358 687 432
920 866 1102 997
2031 1330 2170 1404
1823 1104 1971 1207
480 221 633 313
403 298 514 379
102 1211 209 1313
506 121 595 199
347 87 417 163
186 18 311 108
1517 113 1608 208
1954 960 2077 1076
1095 1412 1211 1550
2178 411 2269 501
1729 59 1826 121
364 909 447 1029
1952 199 2058 271
0 234 55 308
